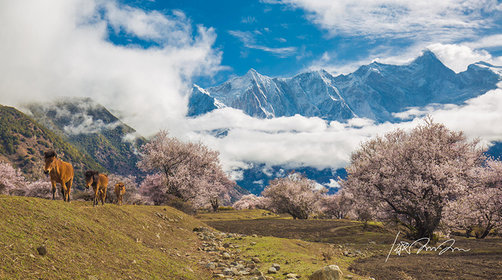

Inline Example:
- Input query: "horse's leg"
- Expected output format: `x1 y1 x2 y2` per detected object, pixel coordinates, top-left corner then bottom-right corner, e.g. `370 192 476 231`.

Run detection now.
66 178 73 202
102 189 106 205
51 181 57 200
93 187 99 207
61 183 68 202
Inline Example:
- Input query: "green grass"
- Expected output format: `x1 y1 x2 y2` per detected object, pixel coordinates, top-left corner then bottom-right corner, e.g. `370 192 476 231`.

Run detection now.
224 235 370 279
196 209 281 221
0 195 211 280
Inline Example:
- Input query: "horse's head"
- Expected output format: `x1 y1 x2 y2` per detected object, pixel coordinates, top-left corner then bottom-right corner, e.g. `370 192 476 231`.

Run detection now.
84 170 99 189
116 182 125 191
43 150 57 175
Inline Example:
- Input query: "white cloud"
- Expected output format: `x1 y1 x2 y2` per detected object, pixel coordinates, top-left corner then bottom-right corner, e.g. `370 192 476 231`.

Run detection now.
228 30 297 57
270 0 501 40
309 43 502 77
324 179 340 189
466 34 502 49
395 87 502 146
0 0 223 136
427 43 494 72
183 107 422 173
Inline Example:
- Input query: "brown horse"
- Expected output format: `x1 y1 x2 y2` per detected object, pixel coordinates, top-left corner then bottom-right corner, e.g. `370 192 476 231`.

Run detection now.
84 170 108 206
114 182 126 205
44 150 74 202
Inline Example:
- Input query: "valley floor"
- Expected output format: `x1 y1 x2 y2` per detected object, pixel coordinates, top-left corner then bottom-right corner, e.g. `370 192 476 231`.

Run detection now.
199 210 502 280
1 197 501 280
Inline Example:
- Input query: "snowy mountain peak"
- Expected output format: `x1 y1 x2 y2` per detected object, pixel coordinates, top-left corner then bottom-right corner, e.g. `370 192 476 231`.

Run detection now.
193 84 210 95
189 49 501 122
411 49 446 68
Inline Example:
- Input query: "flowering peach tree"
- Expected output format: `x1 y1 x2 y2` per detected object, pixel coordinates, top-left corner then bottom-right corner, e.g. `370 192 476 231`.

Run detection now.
137 130 233 209
341 119 485 239
262 172 325 219
443 159 502 238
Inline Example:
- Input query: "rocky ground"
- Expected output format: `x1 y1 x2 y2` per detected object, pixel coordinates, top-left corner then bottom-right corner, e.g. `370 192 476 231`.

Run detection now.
194 226 302 280
201 215 502 280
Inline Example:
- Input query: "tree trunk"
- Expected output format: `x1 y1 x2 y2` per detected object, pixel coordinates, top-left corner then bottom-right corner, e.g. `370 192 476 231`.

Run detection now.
210 197 219 212
475 224 493 239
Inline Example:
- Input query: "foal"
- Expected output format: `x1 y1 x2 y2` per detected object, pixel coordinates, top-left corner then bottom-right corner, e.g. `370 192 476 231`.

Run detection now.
84 170 108 206
114 182 126 205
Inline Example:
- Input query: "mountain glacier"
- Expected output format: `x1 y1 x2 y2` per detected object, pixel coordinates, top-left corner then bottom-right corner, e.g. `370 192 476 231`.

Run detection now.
189 50 500 122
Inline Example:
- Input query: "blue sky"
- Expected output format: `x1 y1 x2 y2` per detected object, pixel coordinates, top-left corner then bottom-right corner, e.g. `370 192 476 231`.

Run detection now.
1 0 502 176
113 0 502 87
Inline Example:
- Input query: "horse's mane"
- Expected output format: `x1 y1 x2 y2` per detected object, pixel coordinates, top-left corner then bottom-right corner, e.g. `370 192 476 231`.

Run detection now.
44 150 57 159
84 170 99 180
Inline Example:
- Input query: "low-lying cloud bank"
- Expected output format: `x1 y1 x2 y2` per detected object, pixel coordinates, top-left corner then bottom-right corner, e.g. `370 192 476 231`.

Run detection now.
184 86 502 178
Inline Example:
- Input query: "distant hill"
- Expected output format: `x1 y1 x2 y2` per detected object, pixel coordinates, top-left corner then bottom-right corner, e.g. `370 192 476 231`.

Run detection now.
24 97 145 178
0 104 103 186
487 142 502 160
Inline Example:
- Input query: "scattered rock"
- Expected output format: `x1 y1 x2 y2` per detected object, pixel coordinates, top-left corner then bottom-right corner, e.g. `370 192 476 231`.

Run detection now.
267 267 277 274
286 273 299 279
271 263 280 271
222 252 231 260
206 262 217 269
309 265 343 280
223 268 234 276
36 246 47 256
251 257 261 263
249 268 264 276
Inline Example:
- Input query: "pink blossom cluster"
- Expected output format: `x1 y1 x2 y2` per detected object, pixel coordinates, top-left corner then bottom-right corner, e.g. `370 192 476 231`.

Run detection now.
341 119 488 239
232 194 267 210
137 131 234 209
261 172 326 219
443 159 502 238
317 192 352 219
0 161 52 198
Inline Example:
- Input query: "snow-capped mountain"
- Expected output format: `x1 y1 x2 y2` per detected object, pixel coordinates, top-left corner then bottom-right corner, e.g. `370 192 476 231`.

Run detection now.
188 68 355 120
189 50 501 122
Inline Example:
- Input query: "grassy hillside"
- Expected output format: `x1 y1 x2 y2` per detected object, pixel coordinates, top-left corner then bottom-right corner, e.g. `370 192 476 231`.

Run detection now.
0 195 211 279
0 105 104 185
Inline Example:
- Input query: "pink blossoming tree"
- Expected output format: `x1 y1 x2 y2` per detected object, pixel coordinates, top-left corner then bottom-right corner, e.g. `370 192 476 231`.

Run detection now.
341 119 485 239
443 159 502 238
137 131 234 209
232 194 267 210
0 161 51 198
262 172 325 219
318 192 352 219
